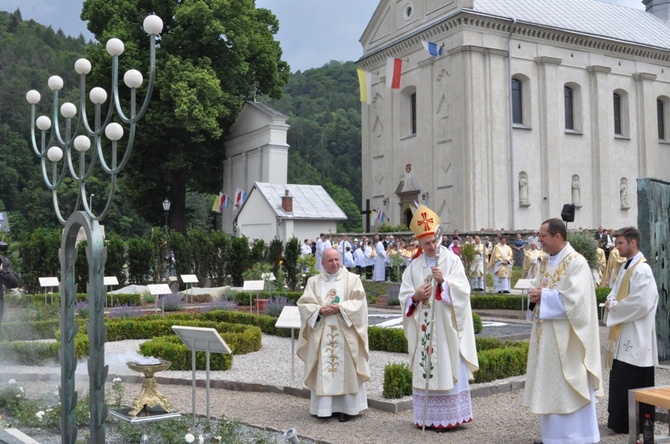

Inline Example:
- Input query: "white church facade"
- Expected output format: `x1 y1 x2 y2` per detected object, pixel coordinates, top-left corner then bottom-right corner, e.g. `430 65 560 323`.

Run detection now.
358 0 670 231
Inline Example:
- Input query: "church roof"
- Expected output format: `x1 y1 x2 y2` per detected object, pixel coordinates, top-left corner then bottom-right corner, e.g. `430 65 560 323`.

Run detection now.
253 182 347 220
244 101 288 121
471 0 670 50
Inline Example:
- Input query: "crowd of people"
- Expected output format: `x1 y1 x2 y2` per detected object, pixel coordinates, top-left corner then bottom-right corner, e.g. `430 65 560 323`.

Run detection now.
295 206 659 443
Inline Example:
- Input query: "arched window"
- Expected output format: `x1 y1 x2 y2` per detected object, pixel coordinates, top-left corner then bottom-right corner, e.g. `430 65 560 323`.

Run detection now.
613 89 629 137
512 78 523 124
613 93 622 135
564 86 574 130
657 97 669 141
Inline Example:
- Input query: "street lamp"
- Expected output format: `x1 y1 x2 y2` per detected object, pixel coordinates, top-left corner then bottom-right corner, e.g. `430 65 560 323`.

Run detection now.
26 14 162 444
162 198 171 228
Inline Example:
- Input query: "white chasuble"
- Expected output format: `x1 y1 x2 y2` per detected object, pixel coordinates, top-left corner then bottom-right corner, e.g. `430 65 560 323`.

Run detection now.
524 243 602 415
316 278 348 395
297 268 370 416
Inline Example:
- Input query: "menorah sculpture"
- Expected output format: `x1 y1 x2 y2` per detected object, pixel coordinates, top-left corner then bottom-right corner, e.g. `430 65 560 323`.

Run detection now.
25 15 163 444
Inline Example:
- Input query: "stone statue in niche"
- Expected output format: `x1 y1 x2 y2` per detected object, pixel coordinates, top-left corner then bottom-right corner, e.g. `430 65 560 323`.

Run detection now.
620 178 629 209
518 172 529 206
571 175 581 206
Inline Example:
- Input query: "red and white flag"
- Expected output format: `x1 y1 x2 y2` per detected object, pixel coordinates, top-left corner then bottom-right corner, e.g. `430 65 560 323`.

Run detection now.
234 188 246 209
385 58 402 89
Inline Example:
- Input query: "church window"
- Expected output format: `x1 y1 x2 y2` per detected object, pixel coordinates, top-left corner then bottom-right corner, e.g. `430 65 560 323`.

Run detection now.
564 86 574 130
410 92 417 135
564 82 582 133
613 93 622 135
512 78 523 124
657 98 668 140
613 89 629 137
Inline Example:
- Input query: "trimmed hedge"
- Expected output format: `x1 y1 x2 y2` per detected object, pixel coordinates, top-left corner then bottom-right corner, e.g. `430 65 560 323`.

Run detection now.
140 335 233 371
4 293 142 308
104 318 262 354
229 291 301 306
0 319 60 341
382 337 529 398
198 310 294 338
474 341 529 383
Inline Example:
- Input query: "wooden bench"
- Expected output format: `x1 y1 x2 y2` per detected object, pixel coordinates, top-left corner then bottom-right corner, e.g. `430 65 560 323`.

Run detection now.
628 386 670 444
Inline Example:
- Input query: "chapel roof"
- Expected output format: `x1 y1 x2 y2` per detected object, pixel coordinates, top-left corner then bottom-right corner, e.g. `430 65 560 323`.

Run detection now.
471 0 670 50
253 182 347 220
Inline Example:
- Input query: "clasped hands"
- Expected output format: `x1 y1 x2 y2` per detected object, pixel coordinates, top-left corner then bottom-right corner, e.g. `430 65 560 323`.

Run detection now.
319 304 341 316
528 287 542 304
413 267 444 302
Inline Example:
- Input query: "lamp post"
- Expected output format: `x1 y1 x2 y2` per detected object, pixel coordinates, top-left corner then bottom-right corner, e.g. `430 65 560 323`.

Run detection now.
162 198 171 229
26 14 163 444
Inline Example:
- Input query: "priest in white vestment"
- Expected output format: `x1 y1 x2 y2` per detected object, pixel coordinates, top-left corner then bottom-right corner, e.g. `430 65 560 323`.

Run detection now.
521 241 546 280
373 235 387 281
524 218 602 444
604 227 659 434
469 235 486 291
487 237 513 293
398 205 479 430
297 248 370 422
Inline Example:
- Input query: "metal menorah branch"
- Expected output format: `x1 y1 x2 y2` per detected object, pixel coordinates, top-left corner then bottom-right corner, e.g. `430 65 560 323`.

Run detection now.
25 15 163 444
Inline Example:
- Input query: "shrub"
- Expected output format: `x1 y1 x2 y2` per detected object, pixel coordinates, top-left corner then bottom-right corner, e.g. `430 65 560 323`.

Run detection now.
383 363 412 398
108 304 144 319
386 285 400 305
568 231 599 269
75 300 89 319
201 297 238 312
472 312 483 334
264 295 293 317
160 293 183 312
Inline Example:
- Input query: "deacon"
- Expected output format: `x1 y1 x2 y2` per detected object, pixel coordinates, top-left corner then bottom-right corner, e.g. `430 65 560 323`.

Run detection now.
487 236 513 293
524 218 602 444
398 205 478 431
604 227 658 434
521 241 545 280
296 248 370 422
469 235 486 291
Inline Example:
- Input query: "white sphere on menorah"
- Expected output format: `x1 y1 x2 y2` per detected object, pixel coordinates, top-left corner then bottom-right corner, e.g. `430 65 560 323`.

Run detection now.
47 146 63 162
60 102 77 118
90 87 108 104
36 116 51 131
74 135 91 152
74 58 92 75
143 15 164 35
124 69 144 88
48 75 63 91
106 38 124 56
26 90 41 104
105 122 124 141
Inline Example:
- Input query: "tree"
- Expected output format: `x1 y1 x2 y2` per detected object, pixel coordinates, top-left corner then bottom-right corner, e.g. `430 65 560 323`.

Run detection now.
81 0 289 233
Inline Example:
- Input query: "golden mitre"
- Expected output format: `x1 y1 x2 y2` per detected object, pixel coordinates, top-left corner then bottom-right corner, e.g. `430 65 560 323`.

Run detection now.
409 205 442 239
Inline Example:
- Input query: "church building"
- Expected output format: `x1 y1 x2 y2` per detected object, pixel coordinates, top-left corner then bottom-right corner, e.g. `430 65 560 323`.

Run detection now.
358 0 670 231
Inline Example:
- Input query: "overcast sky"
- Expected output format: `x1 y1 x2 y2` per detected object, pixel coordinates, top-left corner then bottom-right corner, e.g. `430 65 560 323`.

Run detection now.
0 0 646 73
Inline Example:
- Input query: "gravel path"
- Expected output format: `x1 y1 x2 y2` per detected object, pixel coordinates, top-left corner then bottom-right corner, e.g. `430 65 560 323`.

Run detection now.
3 321 670 443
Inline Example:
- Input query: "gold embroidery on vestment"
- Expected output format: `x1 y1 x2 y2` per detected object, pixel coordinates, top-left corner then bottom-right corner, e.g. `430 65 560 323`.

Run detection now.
325 324 340 376
535 253 576 343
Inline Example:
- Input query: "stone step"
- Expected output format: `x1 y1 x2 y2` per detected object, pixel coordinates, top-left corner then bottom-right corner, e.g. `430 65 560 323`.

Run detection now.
0 429 39 444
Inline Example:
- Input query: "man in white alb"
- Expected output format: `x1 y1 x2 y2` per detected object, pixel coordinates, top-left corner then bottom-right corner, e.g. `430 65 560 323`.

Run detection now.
297 248 369 422
524 218 602 444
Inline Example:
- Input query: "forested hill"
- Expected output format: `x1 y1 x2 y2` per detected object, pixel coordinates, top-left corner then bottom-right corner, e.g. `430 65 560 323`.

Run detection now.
0 9 89 235
0 8 363 235
264 61 363 231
